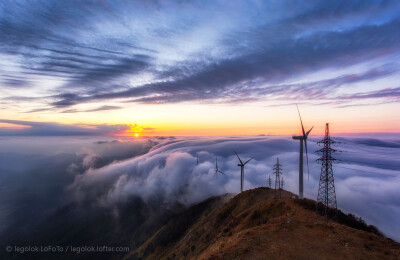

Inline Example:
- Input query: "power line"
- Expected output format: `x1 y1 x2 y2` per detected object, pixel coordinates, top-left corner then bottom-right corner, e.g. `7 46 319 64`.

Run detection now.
336 159 399 169
337 151 398 160
336 165 397 177
339 151 396 157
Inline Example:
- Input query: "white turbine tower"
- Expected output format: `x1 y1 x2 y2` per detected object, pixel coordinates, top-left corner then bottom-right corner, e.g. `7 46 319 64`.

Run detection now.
292 105 313 199
214 156 225 176
235 152 252 192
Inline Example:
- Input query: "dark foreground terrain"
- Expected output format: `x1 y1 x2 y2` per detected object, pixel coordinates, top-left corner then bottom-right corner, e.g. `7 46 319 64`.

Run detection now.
127 188 400 259
4 188 400 259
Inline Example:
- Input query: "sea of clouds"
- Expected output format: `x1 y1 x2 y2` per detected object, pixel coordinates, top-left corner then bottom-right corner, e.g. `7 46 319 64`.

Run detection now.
0 135 399 241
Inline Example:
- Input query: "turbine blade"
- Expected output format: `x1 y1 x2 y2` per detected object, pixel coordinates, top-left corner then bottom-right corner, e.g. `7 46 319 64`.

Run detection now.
306 126 314 137
216 157 218 170
296 104 306 137
305 139 310 181
235 151 243 164
244 158 253 165
218 170 225 175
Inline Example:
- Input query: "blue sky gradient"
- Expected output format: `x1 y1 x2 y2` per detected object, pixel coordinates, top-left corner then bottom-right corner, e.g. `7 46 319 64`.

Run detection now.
1 0 400 112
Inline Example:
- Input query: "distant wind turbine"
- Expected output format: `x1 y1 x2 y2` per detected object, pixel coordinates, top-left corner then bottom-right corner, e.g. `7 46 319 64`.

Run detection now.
235 151 253 192
214 156 225 176
292 105 313 199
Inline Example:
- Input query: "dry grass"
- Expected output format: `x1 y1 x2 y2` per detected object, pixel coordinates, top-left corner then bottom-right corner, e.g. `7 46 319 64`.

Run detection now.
125 188 400 260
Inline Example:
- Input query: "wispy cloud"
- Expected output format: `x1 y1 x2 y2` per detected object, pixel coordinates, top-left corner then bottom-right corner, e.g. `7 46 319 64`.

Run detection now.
1 1 400 110
0 119 130 136
60 105 122 113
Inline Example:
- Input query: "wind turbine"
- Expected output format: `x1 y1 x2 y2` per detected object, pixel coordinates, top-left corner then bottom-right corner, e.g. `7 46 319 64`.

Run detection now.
214 156 225 176
235 151 253 192
196 153 199 165
292 105 313 199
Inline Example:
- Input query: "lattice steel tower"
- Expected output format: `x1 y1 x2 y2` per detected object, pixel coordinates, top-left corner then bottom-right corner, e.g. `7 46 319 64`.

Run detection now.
273 158 283 198
316 123 337 217
267 174 272 188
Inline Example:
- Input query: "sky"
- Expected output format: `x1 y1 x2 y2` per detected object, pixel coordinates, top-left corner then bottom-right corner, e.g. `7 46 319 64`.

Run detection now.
1 0 400 136
1 1 399 251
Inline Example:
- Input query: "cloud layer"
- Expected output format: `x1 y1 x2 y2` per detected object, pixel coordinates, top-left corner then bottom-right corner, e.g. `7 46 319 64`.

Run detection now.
1 1 400 111
1 135 398 242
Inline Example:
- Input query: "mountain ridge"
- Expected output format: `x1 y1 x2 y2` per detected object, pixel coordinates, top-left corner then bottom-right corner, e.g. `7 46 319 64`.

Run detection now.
126 187 400 260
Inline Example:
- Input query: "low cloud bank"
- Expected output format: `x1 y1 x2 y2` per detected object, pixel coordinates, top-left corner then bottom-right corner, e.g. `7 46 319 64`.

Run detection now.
0 136 158 239
69 137 296 207
68 136 400 241
0 135 399 241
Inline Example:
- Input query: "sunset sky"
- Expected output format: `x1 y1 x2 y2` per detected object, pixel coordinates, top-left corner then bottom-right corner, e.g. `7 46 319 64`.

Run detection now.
1 0 400 136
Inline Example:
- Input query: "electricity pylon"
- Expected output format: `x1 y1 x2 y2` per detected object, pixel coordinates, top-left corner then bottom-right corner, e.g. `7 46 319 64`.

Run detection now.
273 158 283 198
267 174 272 188
316 123 337 219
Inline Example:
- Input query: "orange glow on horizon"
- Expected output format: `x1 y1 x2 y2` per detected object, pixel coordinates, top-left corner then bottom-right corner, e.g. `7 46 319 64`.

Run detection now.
110 123 400 137
2 102 399 137
3 100 398 137
0 122 31 129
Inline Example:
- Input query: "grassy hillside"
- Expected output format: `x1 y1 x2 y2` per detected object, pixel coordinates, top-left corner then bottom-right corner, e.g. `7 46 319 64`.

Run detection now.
127 188 400 260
